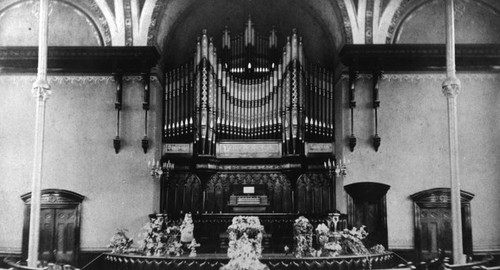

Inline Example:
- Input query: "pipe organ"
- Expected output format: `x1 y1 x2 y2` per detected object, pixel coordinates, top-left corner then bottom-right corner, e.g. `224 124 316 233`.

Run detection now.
161 20 340 251
164 18 335 156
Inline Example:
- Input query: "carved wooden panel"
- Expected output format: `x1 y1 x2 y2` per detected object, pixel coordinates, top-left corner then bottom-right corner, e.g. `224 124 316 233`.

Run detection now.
162 173 202 215
297 173 333 214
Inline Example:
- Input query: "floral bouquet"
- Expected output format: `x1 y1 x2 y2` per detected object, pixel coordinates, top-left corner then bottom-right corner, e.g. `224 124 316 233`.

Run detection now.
139 214 183 256
323 241 342 257
338 225 370 255
221 216 269 270
315 223 330 247
108 228 133 254
293 216 313 258
227 216 265 240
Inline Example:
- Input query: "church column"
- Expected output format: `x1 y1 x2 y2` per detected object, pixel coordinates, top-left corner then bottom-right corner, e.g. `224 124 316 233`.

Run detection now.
442 0 464 264
27 0 51 267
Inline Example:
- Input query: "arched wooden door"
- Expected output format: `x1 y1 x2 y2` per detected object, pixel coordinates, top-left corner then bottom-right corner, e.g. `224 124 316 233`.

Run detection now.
344 182 390 249
21 189 84 265
410 188 474 261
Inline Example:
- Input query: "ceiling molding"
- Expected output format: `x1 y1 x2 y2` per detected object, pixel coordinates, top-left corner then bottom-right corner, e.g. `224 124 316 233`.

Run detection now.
0 46 160 75
340 44 500 72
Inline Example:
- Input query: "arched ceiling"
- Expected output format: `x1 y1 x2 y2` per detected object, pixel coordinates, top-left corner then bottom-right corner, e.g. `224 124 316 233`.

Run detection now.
154 0 345 69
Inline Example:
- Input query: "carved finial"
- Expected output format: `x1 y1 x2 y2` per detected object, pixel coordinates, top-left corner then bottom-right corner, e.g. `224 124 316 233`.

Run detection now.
349 135 357 152
373 134 381 152
113 136 121 154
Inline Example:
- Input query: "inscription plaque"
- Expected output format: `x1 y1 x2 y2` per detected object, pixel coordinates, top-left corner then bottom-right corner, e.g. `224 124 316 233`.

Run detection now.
164 143 192 154
305 142 334 155
217 141 281 158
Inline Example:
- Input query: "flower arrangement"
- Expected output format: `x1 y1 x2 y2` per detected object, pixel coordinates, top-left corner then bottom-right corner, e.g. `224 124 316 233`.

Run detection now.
139 214 183 256
369 244 386 254
315 223 330 247
220 216 269 270
108 228 133 254
338 226 370 255
293 216 314 258
180 213 194 243
323 241 342 257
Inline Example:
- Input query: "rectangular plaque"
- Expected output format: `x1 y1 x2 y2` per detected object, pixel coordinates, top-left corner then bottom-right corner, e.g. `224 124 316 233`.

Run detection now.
164 143 192 155
305 142 334 155
217 141 281 158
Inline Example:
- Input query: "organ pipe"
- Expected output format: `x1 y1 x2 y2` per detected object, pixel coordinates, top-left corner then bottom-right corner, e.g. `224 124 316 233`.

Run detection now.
163 18 336 155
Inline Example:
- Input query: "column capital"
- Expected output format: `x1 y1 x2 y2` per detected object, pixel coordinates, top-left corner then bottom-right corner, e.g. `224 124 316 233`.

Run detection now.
32 78 51 101
442 76 461 98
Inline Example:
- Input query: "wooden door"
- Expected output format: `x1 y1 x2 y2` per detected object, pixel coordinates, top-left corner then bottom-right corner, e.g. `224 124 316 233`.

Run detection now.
40 209 55 262
411 188 474 262
345 182 390 249
419 208 452 261
38 208 77 264
21 189 84 266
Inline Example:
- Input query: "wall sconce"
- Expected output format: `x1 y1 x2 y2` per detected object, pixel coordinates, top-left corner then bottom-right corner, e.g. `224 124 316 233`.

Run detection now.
148 159 174 180
324 158 347 178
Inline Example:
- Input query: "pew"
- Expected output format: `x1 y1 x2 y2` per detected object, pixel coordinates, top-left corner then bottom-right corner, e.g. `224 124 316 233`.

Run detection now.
442 256 494 270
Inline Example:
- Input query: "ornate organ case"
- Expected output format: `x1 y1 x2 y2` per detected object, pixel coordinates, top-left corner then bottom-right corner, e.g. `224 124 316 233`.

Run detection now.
161 18 340 251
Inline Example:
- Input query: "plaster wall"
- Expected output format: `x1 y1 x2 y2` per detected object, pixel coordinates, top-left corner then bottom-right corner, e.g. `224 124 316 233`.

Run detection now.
0 0 103 46
0 75 162 252
395 0 500 44
341 73 500 252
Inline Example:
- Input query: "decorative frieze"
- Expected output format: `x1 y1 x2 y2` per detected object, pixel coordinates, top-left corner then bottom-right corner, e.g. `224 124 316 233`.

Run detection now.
339 73 500 83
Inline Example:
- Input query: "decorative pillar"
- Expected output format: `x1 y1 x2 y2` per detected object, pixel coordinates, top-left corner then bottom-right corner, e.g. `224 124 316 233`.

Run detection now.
442 0 464 264
28 0 51 267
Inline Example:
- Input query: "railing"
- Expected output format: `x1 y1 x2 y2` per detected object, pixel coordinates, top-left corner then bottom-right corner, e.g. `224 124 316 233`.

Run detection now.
102 251 396 270
3 258 79 270
442 256 494 270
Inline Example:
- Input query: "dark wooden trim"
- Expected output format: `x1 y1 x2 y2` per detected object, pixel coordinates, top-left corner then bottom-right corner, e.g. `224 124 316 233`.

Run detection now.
0 46 161 76
21 189 85 204
340 44 500 72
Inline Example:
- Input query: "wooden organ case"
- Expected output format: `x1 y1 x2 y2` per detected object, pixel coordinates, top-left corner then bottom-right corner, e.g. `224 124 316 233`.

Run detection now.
161 18 341 252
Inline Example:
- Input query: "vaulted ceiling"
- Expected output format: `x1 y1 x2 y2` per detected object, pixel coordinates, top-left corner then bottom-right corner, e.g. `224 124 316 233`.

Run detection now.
154 0 344 69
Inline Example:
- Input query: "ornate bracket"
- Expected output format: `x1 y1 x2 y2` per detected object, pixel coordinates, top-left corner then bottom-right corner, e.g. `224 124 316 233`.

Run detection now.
348 71 358 152
113 73 123 154
373 71 382 152
142 73 150 153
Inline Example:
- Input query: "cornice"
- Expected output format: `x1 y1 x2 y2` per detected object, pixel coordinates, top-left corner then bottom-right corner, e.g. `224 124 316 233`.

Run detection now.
340 44 500 72
0 46 161 76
